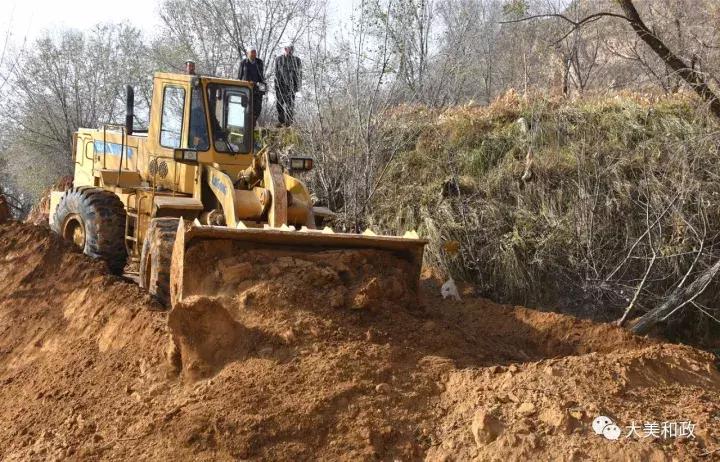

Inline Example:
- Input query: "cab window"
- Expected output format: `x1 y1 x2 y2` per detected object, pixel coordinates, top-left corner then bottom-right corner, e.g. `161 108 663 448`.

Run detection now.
189 87 209 151
160 86 185 148
207 84 251 154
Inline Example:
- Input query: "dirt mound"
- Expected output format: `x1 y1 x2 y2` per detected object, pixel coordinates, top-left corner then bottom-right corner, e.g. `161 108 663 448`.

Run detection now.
429 344 720 462
0 221 719 460
23 175 72 226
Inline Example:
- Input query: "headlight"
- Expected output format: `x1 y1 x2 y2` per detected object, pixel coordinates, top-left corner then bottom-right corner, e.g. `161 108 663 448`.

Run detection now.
290 157 313 171
173 149 199 163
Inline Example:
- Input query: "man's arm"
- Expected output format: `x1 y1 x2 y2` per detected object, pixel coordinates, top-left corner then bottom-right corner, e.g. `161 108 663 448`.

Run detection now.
258 59 265 83
274 56 281 86
238 60 245 80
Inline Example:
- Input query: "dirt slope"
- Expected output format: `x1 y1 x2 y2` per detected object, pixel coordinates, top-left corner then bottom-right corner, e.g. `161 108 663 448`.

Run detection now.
0 221 719 461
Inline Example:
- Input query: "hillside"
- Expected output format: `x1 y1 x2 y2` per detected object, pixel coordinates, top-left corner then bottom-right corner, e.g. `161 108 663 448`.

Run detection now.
360 93 720 342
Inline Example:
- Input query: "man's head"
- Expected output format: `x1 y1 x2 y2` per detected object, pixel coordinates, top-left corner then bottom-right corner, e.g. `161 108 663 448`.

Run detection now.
284 45 294 56
248 48 257 61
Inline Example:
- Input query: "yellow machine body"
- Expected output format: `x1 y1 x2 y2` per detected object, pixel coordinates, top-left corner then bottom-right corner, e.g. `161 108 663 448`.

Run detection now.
50 70 426 306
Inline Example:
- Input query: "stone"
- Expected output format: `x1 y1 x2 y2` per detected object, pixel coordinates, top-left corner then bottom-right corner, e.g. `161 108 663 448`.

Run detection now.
568 407 584 420
365 328 381 343
544 366 560 377
517 402 536 416
281 328 296 344
471 410 504 446
539 407 570 434
375 383 391 394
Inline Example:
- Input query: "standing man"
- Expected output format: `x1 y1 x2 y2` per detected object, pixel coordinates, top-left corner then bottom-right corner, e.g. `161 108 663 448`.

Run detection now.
274 45 301 126
238 48 266 124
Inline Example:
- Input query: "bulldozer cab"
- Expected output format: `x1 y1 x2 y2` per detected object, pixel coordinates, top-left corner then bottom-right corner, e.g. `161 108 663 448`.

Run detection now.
147 72 256 170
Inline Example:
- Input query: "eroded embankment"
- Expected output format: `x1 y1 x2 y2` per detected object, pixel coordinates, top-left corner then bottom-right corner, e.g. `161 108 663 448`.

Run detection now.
0 221 718 461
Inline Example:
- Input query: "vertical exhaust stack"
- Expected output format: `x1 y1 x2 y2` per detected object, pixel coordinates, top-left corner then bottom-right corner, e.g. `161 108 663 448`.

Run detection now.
125 85 134 135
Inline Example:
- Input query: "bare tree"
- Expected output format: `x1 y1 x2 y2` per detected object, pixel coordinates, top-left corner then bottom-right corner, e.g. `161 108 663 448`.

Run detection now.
436 0 504 103
0 23 151 207
157 0 326 77
294 0 429 231
503 0 720 118
367 0 435 100
155 0 236 76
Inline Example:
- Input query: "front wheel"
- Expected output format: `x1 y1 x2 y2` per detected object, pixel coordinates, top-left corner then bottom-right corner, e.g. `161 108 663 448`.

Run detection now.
139 218 179 307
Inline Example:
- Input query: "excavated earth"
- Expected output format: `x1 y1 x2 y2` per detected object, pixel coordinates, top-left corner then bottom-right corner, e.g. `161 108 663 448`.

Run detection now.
1 220 719 461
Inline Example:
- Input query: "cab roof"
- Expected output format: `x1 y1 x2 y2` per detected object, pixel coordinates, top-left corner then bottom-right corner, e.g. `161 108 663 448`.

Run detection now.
152 72 254 88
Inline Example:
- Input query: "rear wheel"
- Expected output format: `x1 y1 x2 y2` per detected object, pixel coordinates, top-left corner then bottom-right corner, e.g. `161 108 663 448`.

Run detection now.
140 218 179 307
51 187 127 274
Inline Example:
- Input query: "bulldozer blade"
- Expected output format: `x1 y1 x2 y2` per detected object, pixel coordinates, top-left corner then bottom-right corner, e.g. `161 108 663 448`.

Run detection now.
169 219 427 308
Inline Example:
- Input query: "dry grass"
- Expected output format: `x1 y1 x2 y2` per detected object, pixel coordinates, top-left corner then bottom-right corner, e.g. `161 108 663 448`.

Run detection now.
364 92 720 340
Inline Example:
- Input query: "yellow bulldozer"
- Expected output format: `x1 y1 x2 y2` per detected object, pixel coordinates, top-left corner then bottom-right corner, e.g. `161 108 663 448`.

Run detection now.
49 63 426 307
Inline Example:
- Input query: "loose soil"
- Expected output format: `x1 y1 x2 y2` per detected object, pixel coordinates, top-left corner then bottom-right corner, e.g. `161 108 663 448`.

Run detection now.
0 221 718 461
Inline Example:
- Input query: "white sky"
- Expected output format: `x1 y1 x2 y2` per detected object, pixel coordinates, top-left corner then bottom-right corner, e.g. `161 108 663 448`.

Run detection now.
2 0 353 45
3 0 161 41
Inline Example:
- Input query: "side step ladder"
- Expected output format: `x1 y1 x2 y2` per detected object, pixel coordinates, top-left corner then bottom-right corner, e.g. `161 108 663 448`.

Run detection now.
125 207 140 270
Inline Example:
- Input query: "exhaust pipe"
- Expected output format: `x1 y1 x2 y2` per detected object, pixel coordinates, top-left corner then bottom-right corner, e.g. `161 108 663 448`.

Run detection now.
125 85 134 135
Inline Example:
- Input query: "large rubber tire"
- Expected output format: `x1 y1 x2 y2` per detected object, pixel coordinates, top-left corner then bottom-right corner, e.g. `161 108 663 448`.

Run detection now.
139 218 179 307
51 187 127 275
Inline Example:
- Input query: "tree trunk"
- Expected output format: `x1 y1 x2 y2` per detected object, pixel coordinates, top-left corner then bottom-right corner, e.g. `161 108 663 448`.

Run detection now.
631 259 720 335
617 0 720 119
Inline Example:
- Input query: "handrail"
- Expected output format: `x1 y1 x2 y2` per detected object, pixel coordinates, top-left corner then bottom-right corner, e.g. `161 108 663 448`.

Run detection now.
102 125 107 169
118 125 126 186
84 139 93 162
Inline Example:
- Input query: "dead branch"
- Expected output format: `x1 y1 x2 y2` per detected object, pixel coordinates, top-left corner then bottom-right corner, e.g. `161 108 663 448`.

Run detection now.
677 206 707 288
631 258 720 335
604 193 678 283
617 197 656 326
691 301 720 326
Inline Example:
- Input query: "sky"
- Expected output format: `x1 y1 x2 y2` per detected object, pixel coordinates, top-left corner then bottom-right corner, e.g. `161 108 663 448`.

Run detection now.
2 0 353 45
3 0 160 41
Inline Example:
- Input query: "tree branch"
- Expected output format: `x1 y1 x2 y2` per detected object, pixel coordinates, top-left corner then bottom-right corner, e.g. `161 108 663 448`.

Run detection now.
502 1 720 119
499 12 629 27
631 258 720 335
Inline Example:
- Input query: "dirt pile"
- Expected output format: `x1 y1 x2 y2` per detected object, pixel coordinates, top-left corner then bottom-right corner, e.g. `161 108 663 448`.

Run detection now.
1 221 719 460
23 175 72 226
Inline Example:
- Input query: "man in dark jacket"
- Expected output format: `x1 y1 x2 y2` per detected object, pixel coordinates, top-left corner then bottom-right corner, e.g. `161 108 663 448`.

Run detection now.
274 45 301 126
238 48 266 123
